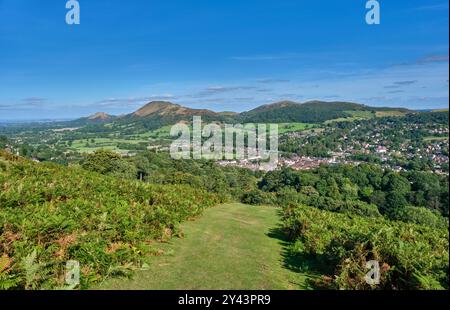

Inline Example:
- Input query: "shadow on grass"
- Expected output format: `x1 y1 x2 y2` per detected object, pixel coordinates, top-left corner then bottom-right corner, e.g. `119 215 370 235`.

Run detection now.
266 224 332 290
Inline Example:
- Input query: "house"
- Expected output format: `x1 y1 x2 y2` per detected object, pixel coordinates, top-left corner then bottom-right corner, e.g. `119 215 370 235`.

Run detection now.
376 146 388 154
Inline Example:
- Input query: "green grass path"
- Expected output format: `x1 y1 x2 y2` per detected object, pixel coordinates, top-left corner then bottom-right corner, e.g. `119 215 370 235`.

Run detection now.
97 203 318 290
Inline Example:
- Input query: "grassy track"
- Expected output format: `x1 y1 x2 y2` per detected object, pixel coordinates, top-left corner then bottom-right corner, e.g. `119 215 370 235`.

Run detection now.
97 203 320 290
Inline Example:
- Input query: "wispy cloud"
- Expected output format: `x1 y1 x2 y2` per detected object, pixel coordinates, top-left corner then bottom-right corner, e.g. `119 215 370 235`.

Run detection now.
0 103 15 109
232 97 255 102
417 54 449 64
394 80 417 86
22 97 48 105
359 96 388 102
0 97 48 110
412 3 449 11
230 53 303 61
388 53 449 68
96 95 178 107
383 81 418 89
191 86 257 98
387 90 405 94
257 78 290 84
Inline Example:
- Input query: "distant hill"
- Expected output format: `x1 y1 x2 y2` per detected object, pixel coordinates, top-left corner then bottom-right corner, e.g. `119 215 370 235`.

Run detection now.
130 101 219 118
67 112 116 126
113 101 235 130
238 100 410 123
87 112 116 121
432 108 450 113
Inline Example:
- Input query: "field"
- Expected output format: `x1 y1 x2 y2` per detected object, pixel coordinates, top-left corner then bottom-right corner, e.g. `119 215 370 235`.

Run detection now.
65 122 317 154
324 110 375 124
277 123 317 134
64 126 174 154
375 111 408 117
423 136 449 142
98 203 319 290
69 138 149 153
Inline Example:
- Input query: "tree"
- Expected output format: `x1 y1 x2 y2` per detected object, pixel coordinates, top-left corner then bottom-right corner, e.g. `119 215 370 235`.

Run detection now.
241 190 274 205
0 135 8 149
383 192 408 217
382 172 411 195
391 206 448 229
81 149 137 179
276 187 303 208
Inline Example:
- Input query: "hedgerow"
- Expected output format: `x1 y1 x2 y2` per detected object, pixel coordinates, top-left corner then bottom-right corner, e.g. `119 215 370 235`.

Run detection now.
0 151 221 289
282 204 449 290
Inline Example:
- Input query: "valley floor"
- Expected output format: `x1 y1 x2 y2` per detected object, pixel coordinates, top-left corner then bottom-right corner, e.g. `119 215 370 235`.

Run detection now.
97 203 320 290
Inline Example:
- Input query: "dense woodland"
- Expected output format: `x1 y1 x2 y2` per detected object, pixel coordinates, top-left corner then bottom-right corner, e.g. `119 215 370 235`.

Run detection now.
79 149 449 225
238 101 408 123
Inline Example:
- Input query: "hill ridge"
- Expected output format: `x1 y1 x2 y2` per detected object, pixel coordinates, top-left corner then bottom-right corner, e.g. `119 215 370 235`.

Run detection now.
70 99 415 128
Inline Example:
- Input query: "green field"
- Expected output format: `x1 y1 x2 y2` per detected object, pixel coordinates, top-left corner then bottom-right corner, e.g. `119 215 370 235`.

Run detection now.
147 125 173 138
68 137 147 153
97 203 320 290
423 136 449 142
324 110 375 124
346 110 375 119
278 123 317 134
65 126 174 153
375 110 407 118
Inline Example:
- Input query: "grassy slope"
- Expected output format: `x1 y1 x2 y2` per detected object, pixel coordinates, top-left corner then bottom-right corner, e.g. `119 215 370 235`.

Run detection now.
97 203 319 290
278 123 317 134
375 110 407 117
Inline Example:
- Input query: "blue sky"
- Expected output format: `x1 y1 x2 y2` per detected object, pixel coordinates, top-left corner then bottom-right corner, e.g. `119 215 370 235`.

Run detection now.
0 0 448 120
